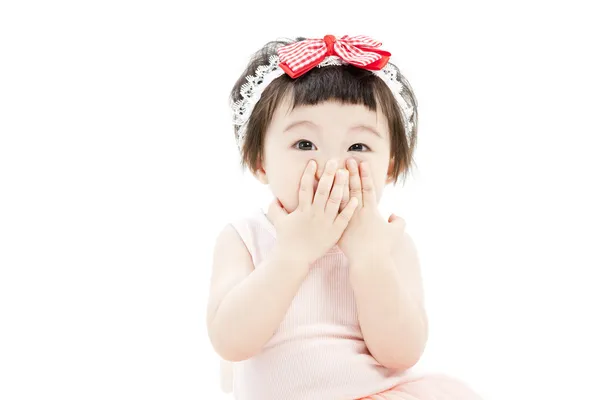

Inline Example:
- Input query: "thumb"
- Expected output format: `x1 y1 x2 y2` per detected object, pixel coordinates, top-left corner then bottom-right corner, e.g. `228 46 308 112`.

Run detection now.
388 213 406 232
388 213 404 224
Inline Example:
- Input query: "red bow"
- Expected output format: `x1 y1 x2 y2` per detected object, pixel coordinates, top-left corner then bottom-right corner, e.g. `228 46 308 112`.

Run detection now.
277 34 391 79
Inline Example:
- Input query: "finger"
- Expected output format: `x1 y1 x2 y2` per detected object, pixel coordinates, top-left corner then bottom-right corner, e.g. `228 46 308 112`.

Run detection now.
313 159 338 211
388 213 398 223
325 169 348 219
334 197 359 232
388 213 406 231
298 160 316 210
360 161 377 209
340 168 350 211
347 158 363 208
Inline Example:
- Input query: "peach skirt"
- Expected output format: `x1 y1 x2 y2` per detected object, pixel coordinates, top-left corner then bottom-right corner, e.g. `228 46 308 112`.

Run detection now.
357 373 483 400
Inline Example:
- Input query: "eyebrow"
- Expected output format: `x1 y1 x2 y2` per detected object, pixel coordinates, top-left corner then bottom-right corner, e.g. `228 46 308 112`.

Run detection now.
283 120 382 138
350 124 382 138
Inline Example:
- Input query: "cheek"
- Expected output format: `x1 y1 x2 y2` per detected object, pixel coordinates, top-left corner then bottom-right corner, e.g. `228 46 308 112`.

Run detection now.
367 159 391 199
266 160 309 212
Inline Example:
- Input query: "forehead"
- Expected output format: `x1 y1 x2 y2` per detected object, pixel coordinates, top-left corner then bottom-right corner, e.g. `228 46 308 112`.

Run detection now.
270 93 390 137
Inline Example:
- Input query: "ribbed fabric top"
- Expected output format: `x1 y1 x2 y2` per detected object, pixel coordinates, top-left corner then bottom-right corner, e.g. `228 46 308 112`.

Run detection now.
229 208 408 400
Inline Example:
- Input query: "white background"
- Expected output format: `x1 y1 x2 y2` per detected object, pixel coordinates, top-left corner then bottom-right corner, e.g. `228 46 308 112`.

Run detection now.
1 1 599 399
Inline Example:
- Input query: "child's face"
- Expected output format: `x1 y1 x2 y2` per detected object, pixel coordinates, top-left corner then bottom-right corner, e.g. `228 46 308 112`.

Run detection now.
256 95 393 213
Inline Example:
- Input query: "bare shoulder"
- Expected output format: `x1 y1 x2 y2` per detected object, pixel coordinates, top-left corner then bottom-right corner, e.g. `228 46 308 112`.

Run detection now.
392 230 425 308
393 230 420 263
206 224 255 323
212 223 254 272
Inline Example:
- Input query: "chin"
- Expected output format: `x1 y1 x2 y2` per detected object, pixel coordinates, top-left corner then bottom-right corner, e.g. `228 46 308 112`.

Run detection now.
278 194 300 213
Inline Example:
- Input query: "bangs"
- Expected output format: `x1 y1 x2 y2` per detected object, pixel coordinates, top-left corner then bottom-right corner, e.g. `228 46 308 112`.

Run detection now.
284 65 386 112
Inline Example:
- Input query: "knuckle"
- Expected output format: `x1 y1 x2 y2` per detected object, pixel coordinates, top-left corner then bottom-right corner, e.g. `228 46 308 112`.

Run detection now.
328 195 341 204
337 211 351 222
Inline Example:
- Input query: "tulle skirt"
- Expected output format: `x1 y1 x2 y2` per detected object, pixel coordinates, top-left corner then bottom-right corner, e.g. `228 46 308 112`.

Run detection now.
357 373 483 400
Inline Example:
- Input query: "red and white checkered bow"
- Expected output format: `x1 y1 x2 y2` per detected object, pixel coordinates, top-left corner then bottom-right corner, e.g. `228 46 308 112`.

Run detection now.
277 34 391 79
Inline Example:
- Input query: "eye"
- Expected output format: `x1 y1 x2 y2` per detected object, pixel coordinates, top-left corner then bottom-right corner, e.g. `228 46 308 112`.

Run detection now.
348 143 370 152
293 140 316 151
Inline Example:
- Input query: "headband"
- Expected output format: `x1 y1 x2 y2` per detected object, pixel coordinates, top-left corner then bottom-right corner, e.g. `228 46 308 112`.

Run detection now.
231 34 418 152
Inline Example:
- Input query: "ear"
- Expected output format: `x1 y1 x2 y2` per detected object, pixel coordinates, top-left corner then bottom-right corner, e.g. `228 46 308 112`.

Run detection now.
254 162 269 185
385 158 395 184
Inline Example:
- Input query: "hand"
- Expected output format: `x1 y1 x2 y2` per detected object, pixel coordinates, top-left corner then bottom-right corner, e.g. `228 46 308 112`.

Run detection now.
269 159 359 265
337 159 406 264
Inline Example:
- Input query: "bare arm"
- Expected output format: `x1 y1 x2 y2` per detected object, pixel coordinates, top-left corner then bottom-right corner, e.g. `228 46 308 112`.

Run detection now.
349 232 428 370
206 224 309 362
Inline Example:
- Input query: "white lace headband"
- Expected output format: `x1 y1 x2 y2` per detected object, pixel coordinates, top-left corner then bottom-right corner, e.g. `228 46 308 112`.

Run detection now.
231 35 418 152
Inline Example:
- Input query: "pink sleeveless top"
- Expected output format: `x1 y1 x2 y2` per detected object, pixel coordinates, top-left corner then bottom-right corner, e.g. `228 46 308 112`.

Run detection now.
229 208 408 400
